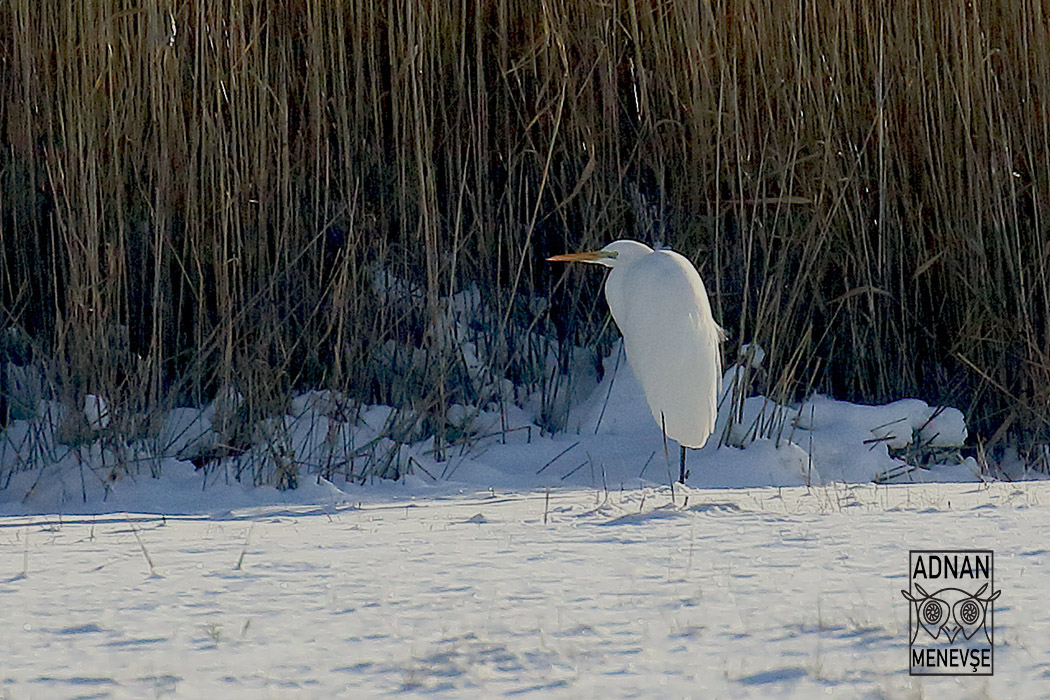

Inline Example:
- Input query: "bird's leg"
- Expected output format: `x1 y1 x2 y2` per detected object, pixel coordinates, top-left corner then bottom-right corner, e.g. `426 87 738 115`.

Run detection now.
660 412 677 504
660 412 669 460
679 445 688 484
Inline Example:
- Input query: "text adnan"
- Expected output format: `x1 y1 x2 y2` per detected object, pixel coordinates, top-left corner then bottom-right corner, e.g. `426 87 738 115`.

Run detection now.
912 553 990 580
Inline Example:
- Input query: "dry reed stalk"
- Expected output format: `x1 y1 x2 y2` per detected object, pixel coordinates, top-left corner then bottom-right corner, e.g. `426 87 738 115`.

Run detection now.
0 0 1047 483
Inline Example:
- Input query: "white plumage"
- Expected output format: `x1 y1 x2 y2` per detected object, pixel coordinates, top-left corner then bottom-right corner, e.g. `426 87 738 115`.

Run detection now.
549 239 723 481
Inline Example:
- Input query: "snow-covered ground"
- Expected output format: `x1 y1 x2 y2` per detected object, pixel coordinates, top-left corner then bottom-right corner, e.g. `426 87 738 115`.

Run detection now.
2 482 1048 698
1 327 1045 697
0 338 988 518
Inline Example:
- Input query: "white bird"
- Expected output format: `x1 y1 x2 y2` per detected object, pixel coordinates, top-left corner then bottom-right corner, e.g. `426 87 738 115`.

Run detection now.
548 240 723 483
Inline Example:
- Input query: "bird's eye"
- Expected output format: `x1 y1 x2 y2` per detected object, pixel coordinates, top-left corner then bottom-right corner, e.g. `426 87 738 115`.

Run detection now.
921 599 944 626
958 599 981 625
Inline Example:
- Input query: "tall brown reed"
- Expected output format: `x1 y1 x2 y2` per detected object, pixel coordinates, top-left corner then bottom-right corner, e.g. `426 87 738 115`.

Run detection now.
0 0 1048 481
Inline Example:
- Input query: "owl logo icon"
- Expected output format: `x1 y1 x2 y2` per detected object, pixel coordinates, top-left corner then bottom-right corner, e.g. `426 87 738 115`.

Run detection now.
904 550 998 676
901 582 1000 645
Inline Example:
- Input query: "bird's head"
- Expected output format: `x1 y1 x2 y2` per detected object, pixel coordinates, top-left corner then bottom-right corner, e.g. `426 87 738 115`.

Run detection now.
546 239 653 269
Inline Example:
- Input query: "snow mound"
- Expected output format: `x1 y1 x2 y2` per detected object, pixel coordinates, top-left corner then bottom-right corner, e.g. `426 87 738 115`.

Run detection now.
0 338 991 515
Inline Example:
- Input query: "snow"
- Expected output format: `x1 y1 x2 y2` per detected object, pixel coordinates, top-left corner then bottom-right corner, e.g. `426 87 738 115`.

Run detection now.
2 483 1049 698
83 394 111 431
0 333 1046 697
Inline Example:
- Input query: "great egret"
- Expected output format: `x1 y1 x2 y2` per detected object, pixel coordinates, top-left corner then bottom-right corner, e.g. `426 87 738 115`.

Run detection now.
548 240 723 483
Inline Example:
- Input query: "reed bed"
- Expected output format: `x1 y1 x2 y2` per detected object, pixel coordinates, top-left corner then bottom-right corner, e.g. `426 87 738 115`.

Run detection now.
1 0 1048 482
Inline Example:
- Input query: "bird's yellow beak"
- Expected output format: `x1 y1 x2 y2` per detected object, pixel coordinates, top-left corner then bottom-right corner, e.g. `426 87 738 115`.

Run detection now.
546 250 617 263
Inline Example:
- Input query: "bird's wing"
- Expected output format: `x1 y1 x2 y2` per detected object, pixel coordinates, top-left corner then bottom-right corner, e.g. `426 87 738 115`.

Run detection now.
605 251 722 448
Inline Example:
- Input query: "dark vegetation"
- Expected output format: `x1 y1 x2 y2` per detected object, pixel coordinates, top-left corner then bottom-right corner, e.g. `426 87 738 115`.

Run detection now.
1 0 1048 482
